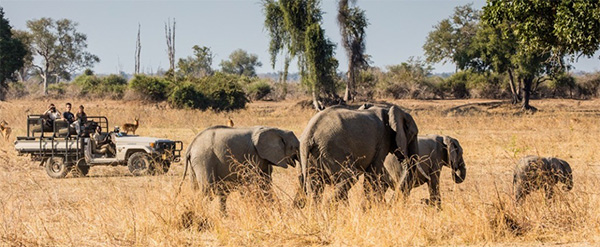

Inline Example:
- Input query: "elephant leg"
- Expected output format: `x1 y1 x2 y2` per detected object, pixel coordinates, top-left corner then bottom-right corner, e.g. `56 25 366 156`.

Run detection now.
544 185 555 200
258 171 275 203
216 186 230 216
427 174 441 209
331 170 358 204
310 171 325 205
363 172 386 207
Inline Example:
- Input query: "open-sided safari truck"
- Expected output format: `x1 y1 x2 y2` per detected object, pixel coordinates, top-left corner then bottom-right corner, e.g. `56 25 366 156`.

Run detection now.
14 115 183 178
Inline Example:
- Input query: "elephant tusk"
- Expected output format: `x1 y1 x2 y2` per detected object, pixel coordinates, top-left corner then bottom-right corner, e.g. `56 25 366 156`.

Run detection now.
416 165 430 181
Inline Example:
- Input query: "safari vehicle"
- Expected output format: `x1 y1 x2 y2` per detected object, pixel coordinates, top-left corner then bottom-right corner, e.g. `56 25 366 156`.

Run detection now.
14 115 183 178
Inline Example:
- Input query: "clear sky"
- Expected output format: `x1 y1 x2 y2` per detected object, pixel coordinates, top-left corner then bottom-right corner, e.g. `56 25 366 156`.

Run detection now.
2 0 599 75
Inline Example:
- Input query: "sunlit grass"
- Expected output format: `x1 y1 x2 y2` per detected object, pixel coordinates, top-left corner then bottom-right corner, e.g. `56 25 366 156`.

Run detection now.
0 98 599 245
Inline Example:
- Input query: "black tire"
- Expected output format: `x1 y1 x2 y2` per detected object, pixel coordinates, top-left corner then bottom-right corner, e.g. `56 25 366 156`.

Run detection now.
71 159 90 177
128 152 152 176
45 157 69 179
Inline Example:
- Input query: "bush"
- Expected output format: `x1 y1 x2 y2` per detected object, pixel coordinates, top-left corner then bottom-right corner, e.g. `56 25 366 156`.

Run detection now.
196 73 248 111
576 73 600 98
246 80 272 101
48 82 68 95
129 74 171 101
72 73 127 98
168 82 209 110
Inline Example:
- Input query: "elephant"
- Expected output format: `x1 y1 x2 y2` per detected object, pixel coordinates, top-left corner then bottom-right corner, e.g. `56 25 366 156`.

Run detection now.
180 126 299 213
293 104 419 207
382 134 466 208
513 155 573 203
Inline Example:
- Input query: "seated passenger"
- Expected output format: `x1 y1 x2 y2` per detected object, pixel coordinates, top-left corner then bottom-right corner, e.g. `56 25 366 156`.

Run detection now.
72 105 87 136
63 103 75 124
42 104 62 128
92 126 115 157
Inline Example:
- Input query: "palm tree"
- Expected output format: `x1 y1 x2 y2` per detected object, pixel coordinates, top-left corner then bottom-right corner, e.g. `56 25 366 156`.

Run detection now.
337 0 369 102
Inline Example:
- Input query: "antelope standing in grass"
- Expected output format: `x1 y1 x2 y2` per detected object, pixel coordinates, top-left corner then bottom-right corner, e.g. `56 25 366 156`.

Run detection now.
0 120 12 141
122 117 139 135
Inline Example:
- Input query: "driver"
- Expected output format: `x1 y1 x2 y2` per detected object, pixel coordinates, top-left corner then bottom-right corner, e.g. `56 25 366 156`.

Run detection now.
92 125 115 156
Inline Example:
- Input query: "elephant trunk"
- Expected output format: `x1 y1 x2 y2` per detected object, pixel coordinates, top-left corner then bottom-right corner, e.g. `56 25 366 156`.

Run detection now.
562 174 573 191
452 161 466 184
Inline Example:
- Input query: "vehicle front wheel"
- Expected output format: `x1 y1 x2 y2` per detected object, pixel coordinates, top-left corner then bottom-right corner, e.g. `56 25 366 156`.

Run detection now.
128 152 152 176
45 157 69 179
71 159 90 177
152 161 171 175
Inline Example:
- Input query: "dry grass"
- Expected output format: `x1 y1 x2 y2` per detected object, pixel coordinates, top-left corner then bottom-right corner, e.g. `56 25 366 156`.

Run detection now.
1 98 600 246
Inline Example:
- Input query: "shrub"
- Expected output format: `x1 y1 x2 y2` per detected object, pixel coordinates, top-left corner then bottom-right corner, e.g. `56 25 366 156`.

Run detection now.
72 74 103 95
48 82 69 95
197 73 248 111
72 74 127 98
576 73 600 98
168 82 209 110
246 80 272 101
129 74 171 101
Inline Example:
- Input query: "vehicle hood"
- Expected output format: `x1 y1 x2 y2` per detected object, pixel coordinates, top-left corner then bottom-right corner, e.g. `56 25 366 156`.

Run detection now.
114 136 172 144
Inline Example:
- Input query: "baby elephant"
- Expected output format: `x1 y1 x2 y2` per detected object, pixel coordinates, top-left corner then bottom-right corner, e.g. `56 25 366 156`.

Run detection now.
383 134 466 208
514 155 573 203
181 126 299 213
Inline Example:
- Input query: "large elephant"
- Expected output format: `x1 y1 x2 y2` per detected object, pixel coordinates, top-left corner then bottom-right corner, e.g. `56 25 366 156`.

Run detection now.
513 155 573 203
181 126 299 213
383 134 466 208
294 104 419 207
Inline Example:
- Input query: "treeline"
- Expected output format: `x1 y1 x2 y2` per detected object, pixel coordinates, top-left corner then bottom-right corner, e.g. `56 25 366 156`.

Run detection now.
353 58 600 101
8 69 277 111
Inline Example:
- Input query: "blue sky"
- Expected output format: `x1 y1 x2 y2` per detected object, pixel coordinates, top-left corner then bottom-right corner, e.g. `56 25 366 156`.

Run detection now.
2 0 599 75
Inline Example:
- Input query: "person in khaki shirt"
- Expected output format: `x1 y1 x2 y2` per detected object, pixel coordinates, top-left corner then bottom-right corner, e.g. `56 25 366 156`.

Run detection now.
92 126 115 157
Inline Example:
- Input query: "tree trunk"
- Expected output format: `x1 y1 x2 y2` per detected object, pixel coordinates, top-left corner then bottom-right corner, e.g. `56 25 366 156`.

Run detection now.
522 77 534 111
343 61 355 102
312 91 322 111
42 71 48 96
507 69 519 104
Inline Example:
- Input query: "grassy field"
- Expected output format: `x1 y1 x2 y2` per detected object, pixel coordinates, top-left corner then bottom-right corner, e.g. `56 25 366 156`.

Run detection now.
1 98 600 246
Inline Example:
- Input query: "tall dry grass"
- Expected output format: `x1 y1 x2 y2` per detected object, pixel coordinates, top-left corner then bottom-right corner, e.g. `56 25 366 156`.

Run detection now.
1 98 599 246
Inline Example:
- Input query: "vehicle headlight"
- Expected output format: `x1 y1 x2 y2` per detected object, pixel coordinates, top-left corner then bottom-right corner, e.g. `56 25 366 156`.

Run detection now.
150 142 155 148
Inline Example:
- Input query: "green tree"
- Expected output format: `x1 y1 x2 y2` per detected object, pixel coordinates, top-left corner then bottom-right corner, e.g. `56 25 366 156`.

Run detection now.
26 18 99 95
0 8 27 99
219 49 262 77
482 0 600 110
262 0 339 109
11 30 33 82
423 4 480 71
337 0 369 102
178 45 214 78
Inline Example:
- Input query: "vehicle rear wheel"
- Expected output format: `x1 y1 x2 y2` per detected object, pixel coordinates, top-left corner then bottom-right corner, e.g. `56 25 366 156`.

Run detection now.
71 159 90 177
128 152 152 176
45 157 69 179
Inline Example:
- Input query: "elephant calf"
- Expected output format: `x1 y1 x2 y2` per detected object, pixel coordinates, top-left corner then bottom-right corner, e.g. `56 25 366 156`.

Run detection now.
383 134 466 208
513 155 573 203
181 126 299 213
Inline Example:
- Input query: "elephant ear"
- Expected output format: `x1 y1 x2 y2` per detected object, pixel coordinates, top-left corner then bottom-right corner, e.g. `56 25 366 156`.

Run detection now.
388 106 419 159
252 127 289 168
443 136 457 167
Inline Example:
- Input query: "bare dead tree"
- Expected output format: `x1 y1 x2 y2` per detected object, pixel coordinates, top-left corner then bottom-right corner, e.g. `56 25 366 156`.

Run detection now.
165 18 176 72
135 23 141 74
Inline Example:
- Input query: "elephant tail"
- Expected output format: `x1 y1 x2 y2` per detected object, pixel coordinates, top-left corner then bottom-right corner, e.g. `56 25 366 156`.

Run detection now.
299 139 312 196
177 151 193 196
